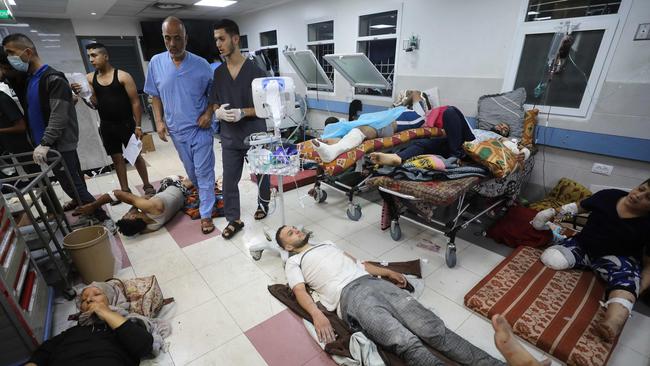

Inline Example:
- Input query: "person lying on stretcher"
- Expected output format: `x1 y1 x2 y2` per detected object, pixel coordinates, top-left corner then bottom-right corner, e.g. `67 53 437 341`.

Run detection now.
531 178 650 341
312 91 431 163
75 175 192 236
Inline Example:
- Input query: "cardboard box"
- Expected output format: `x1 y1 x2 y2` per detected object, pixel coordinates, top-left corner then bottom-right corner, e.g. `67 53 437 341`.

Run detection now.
141 133 155 153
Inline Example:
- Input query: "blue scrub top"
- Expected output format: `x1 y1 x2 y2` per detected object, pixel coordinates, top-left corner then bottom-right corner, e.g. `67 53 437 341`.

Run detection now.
144 51 213 139
26 64 49 145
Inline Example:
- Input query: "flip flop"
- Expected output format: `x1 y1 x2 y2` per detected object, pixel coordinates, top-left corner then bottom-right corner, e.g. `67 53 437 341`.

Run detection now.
222 221 244 239
201 218 215 235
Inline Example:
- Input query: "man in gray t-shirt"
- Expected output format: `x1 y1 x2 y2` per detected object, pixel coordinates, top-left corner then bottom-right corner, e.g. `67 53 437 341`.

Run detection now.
209 19 270 240
75 176 192 236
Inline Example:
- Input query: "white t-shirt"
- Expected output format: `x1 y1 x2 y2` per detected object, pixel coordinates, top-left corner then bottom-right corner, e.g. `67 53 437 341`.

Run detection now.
285 243 368 314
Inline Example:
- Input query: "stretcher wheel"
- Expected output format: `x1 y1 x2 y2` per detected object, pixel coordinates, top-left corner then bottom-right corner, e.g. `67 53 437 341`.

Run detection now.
314 189 327 203
390 221 401 241
347 204 362 221
251 250 263 261
445 244 457 268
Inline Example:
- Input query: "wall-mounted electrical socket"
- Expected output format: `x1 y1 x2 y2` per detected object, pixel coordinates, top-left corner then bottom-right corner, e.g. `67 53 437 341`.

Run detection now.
634 23 650 41
592 163 614 176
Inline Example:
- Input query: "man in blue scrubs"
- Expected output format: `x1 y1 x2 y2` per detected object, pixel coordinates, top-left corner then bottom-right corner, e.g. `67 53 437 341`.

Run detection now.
144 17 216 234
210 19 270 240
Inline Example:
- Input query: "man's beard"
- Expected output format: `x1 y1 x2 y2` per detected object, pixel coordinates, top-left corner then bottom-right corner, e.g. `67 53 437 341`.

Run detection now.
293 230 311 250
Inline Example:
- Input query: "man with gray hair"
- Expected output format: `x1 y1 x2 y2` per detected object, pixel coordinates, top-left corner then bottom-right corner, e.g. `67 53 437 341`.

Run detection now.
144 17 216 234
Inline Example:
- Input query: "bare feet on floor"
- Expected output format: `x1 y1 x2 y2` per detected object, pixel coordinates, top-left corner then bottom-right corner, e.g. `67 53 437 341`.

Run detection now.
369 152 402 166
492 314 548 366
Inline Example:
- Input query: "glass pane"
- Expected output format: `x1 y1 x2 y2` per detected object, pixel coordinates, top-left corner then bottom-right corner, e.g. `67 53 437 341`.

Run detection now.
308 21 334 42
307 43 334 90
355 39 395 96
526 0 620 21
240 35 248 49
288 50 332 89
260 30 277 47
514 30 604 108
359 10 398 37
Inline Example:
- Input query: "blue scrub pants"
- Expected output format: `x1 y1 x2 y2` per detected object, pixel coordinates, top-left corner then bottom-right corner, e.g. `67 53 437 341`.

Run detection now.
170 128 215 219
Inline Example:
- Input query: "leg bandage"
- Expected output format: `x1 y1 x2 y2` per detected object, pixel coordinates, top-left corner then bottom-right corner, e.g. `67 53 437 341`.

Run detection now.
314 128 366 163
531 208 556 230
600 297 634 318
541 246 575 270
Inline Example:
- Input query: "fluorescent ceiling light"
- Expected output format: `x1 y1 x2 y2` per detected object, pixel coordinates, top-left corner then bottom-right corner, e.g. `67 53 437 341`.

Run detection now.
30 29 37 32
38 33 60 36
194 0 237 7
0 23 29 27
369 24 394 29
44 45 60 48
527 11 539 15
90 12 96 15
41 39 59 42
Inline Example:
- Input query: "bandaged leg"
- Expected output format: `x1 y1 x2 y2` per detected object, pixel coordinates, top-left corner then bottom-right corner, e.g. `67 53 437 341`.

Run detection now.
540 245 575 270
314 128 366 163
531 208 556 230
600 297 634 317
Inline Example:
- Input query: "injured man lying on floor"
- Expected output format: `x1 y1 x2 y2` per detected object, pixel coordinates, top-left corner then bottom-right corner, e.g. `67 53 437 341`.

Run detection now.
74 175 191 236
276 224 537 366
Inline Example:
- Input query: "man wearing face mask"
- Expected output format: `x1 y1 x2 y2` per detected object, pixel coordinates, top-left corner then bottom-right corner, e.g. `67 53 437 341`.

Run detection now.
2 34 114 230
144 16 216 235
209 19 270 240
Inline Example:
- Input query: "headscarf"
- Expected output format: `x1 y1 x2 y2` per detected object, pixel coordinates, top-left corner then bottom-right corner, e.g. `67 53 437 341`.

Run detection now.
77 281 171 356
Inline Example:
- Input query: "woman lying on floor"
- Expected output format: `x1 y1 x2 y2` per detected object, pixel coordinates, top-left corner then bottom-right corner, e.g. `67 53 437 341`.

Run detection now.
312 91 433 163
532 178 650 341
26 282 170 366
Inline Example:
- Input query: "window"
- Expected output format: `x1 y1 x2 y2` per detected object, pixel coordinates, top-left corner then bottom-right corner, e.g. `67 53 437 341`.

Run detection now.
356 10 398 97
307 20 334 92
239 34 248 51
259 30 279 76
503 1 627 117
77 36 146 91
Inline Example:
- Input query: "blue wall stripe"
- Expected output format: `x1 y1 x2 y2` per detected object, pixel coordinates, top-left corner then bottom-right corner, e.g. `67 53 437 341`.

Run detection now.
306 97 650 163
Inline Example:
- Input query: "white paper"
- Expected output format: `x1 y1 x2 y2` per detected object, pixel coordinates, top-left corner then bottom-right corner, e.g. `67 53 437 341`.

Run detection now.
65 72 92 101
122 134 142 166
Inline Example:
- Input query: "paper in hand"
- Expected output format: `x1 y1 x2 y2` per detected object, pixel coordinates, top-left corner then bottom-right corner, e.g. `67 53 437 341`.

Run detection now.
122 134 142 166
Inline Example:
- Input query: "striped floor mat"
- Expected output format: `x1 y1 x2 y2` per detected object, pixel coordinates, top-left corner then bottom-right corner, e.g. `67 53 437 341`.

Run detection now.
464 246 620 366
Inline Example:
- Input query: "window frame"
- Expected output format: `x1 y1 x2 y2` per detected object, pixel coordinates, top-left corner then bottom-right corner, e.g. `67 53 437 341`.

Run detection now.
259 29 278 48
354 9 400 100
502 0 631 118
239 34 249 52
306 19 335 94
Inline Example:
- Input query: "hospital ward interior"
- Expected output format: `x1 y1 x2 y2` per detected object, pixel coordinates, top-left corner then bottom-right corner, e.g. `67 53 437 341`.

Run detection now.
1 0 649 365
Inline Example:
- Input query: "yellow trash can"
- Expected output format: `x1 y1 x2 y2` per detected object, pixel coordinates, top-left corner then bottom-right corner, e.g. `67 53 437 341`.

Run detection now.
63 226 115 284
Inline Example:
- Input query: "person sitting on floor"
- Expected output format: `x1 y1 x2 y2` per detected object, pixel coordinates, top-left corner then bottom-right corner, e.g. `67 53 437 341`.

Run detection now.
275 224 505 366
312 91 432 163
25 282 170 366
75 175 192 236
532 178 650 341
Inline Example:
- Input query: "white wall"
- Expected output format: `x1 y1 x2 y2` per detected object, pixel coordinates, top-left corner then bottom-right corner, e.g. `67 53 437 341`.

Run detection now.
71 16 142 37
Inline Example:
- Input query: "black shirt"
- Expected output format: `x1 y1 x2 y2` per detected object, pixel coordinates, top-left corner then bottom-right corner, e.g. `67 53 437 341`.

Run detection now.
575 189 650 260
0 91 32 153
93 69 133 123
28 319 153 366
209 58 267 149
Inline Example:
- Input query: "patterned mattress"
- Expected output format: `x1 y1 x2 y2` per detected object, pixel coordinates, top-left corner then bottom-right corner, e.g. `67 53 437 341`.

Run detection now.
298 127 445 176
368 175 480 206
465 246 619 366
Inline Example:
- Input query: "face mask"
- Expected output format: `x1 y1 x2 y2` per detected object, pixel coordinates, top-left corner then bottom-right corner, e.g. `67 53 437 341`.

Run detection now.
7 50 28 72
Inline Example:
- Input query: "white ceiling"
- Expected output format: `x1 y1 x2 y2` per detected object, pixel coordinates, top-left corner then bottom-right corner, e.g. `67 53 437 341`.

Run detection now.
8 0 294 20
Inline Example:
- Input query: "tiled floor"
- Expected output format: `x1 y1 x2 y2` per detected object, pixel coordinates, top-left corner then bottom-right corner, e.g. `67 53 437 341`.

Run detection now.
48 135 650 366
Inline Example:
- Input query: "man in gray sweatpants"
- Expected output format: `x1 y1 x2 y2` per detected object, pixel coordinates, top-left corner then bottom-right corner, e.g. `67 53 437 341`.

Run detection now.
276 225 504 366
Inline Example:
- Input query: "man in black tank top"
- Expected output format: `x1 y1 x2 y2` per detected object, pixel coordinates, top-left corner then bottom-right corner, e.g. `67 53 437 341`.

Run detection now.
71 43 154 198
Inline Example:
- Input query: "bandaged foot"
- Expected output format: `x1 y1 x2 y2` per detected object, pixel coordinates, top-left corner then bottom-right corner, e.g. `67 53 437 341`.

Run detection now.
531 208 556 230
596 296 634 341
313 128 365 163
540 246 573 270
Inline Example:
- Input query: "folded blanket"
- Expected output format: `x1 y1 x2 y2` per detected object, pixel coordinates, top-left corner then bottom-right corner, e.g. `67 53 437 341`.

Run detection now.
268 260 459 366
377 162 489 182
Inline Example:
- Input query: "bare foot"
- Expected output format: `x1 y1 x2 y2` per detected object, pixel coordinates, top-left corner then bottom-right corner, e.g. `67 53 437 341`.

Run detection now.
369 152 402 166
594 303 629 342
492 314 545 366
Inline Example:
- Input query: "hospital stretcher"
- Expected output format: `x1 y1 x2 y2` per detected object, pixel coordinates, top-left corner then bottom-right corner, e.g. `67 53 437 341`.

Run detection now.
297 127 445 220
368 156 535 268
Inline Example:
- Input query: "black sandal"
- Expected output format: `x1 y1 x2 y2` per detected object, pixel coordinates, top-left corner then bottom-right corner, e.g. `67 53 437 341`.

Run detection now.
222 221 244 240
254 207 267 220
142 184 156 197
201 218 215 235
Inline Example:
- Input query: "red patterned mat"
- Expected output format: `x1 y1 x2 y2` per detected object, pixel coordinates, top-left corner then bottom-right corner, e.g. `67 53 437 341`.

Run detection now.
464 246 620 366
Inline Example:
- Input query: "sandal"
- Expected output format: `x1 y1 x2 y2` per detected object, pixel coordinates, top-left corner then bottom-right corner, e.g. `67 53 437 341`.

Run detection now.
142 184 156 197
221 220 244 240
254 207 268 220
62 200 78 212
201 218 215 235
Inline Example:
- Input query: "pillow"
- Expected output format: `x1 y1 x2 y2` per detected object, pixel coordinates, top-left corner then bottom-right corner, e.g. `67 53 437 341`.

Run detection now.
528 178 592 211
463 138 518 178
477 87 526 138
521 109 539 147
421 87 441 109
471 128 503 143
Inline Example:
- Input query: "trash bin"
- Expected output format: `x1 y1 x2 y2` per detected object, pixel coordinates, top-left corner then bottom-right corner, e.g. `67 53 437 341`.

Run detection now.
63 226 115 284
